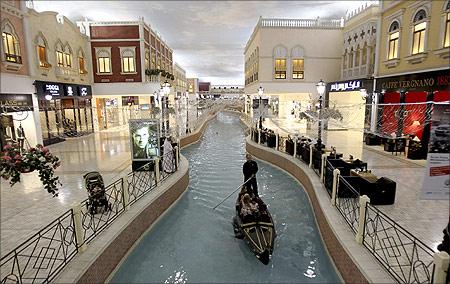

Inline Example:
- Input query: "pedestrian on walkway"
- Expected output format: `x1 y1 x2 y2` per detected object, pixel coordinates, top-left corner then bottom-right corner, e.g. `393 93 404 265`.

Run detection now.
243 153 258 197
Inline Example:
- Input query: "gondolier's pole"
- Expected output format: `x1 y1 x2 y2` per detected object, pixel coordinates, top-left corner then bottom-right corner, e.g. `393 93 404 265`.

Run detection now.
213 175 255 210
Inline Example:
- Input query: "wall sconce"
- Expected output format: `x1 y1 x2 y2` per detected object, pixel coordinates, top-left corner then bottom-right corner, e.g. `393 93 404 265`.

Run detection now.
45 94 53 101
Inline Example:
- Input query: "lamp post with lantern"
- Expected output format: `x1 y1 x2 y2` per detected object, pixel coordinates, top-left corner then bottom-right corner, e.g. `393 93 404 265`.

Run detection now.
316 79 326 150
160 80 171 136
257 86 264 129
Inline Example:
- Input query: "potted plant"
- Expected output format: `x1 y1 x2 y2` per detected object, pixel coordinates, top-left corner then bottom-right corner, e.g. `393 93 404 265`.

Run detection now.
1 143 61 196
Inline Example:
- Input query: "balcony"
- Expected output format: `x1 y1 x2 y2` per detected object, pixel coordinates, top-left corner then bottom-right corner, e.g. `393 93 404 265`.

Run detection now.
2 53 23 72
55 65 78 80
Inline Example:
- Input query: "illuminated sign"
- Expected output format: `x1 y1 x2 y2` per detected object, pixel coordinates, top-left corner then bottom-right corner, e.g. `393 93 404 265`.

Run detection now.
45 84 61 95
330 80 361 92
80 87 88 96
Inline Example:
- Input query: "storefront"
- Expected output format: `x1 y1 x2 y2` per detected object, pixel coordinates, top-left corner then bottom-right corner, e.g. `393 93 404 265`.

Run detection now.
35 80 94 146
374 69 450 157
0 94 40 149
325 78 373 130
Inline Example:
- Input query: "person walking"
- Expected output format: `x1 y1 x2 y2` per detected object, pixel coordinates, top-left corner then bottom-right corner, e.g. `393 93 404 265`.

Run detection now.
243 153 259 197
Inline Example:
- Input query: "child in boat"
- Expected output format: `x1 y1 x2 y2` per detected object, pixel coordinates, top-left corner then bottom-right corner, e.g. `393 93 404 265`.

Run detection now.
241 193 259 218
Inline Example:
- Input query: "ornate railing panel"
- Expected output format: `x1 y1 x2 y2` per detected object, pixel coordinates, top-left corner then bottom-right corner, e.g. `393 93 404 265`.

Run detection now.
324 159 334 197
0 210 77 284
80 178 125 244
278 136 288 153
160 149 177 181
126 167 156 206
335 176 360 234
363 205 435 284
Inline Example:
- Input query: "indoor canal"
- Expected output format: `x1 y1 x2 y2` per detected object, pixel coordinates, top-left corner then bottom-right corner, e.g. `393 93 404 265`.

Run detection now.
110 112 341 283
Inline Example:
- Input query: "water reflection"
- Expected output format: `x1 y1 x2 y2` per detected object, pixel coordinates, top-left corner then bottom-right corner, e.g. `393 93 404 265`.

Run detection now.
164 267 188 284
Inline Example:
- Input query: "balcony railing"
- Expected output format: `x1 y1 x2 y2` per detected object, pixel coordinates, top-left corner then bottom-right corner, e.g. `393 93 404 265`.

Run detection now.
4 53 22 64
260 18 343 29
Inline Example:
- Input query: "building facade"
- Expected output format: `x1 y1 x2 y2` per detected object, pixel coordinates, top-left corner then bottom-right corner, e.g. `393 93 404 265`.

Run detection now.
326 3 379 131
210 85 244 98
24 9 94 145
372 0 450 157
244 17 344 119
173 62 187 97
77 18 174 130
0 0 40 148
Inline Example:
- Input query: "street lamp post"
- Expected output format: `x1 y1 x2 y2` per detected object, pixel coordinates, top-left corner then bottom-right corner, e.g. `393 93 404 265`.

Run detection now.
185 90 189 133
316 79 326 151
160 80 171 136
257 86 264 129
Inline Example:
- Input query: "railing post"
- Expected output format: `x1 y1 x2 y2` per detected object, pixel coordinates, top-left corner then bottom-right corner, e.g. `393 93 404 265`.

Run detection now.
309 144 313 168
321 154 327 182
72 204 86 252
433 251 450 284
331 169 340 205
155 157 160 184
121 177 129 211
275 133 279 151
258 130 261 144
293 138 297 157
355 195 371 244
175 146 179 170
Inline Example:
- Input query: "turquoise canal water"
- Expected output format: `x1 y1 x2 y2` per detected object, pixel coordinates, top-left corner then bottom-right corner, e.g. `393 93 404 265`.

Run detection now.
110 112 341 283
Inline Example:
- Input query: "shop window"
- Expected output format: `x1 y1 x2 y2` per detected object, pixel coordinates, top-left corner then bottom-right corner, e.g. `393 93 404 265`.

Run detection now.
2 21 21 64
64 45 72 68
274 59 286 79
412 10 427 54
35 33 50 68
444 4 450 47
388 21 400 59
292 59 304 79
78 49 87 74
95 47 111 74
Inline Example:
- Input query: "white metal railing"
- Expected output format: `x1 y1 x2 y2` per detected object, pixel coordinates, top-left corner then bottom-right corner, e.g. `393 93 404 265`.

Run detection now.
260 18 343 29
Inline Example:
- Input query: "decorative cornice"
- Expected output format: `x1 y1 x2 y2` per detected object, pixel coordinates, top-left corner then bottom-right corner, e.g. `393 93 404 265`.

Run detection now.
1 2 24 18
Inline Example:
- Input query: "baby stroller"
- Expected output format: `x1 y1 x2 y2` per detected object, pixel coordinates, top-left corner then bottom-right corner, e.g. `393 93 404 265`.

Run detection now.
83 171 111 215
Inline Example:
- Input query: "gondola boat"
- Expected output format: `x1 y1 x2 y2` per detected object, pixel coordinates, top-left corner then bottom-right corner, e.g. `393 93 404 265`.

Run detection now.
233 196 276 265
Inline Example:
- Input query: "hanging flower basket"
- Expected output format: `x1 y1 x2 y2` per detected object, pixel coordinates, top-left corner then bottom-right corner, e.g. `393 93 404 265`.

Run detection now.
1 143 61 196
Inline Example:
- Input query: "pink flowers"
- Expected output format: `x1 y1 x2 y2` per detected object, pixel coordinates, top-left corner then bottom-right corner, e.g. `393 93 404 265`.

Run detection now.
1 143 61 196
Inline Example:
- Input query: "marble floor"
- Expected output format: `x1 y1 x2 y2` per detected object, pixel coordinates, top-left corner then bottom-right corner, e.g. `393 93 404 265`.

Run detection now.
262 117 449 252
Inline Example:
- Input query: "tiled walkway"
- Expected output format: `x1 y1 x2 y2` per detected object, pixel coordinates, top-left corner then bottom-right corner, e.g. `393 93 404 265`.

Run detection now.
262 117 449 251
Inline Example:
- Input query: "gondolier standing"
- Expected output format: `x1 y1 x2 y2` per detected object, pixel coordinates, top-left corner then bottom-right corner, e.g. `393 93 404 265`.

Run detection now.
243 153 259 197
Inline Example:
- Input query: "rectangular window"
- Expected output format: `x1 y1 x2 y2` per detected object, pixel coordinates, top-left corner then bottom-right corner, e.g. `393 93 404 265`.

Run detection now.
122 56 135 73
151 49 156 68
292 59 304 79
412 22 426 54
388 32 399 59
64 53 72 67
274 58 286 79
98 57 110 73
444 13 450 48
78 57 86 74
56 51 64 67
157 54 161 69
37 45 47 67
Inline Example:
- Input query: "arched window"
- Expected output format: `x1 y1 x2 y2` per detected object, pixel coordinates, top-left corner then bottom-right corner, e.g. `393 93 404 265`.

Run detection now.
95 47 111 74
63 44 72 68
412 9 427 54
355 46 360 66
35 32 50 68
78 49 87 74
273 45 287 79
349 48 354 68
291 46 304 79
388 21 400 59
120 47 136 73
343 51 347 69
444 1 450 47
2 21 21 63
55 41 64 67
362 43 368 65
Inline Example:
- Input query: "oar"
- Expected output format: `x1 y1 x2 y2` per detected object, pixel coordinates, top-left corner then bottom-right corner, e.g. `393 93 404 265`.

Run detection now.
213 175 255 210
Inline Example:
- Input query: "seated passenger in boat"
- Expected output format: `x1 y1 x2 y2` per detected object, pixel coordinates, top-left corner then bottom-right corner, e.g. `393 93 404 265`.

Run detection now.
240 193 259 221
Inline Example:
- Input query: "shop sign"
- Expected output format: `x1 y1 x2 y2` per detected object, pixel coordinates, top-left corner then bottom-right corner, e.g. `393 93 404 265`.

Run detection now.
0 94 34 112
45 83 62 96
376 69 450 92
64 85 78 96
79 86 91 96
330 80 361 92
